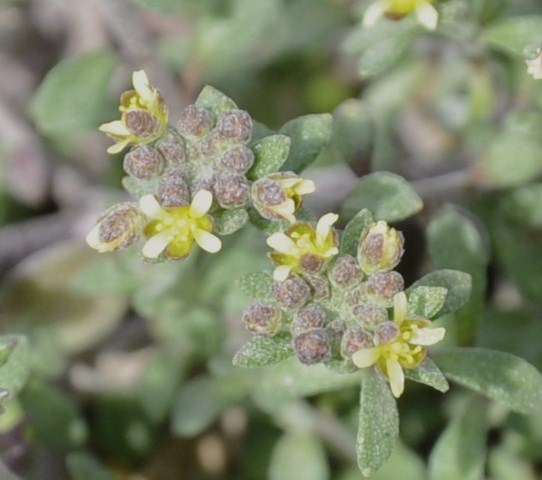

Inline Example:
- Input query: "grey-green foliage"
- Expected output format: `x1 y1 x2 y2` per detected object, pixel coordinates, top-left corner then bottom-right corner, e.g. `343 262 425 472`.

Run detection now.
0 335 30 398
233 334 293 367
66 452 116 480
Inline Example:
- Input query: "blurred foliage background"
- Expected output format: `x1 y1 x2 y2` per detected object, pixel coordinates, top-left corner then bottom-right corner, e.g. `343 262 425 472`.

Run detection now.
1 0 542 478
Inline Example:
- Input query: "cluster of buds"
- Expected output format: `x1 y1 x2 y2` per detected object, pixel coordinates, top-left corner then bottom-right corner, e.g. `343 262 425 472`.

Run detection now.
86 71 315 261
241 217 446 397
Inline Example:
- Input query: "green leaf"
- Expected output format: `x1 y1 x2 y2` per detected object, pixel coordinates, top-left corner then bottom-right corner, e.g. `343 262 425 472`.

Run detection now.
248 135 291 180
171 376 230 437
407 270 472 318
342 172 423 222
279 114 333 173
407 286 448 319
357 369 399 477
428 397 488 480
213 208 249 235
236 271 274 300
66 452 116 480
0 336 30 397
195 85 237 117
339 209 374 257
122 176 160 198
269 433 330 480
433 347 542 415
21 380 87 449
31 51 116 136
481 16 542 56
403 358 449 393
359 442 425 480
0 336 17 369
253 358 361 408
233 334 294 367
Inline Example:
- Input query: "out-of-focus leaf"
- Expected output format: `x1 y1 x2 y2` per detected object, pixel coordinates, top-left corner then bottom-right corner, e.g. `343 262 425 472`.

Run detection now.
248 135 290 180
31 51 116 136
0 336 29 398
236 271 274 300
66 452 115 480
0 459 22 480
357 369 399 477
339 209 374 257
279 114 333 173
407 286 448 319
434 347 542 415
428 396 488 480
407 270 471 318
233 334 294 367
21 381 87 450
342 172 423 222
488 444 538 480
404 357 449 393
269 432 329 480
195 85 238 117
481 16 542 56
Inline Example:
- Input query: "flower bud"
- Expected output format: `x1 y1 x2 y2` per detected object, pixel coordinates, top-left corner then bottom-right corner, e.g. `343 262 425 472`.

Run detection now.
218 146 254 173
271 275 311 310
294 329 331 365
123 110 162 138
156 133 186 165
373 321 400 346
86 202 145 253
213 173 250 208
242 302 283 337
351 302 388 328
216 109 252 143
304 274 330 300
327 254 363 288
341 326 373 359
157 167 191 207
365 271 404 307
177 105 215 138
291 304 327 336
123 146 164 179
357 221 404 274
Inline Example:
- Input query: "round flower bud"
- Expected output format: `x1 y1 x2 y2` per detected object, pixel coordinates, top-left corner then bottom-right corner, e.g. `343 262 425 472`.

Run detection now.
357 221 404 274
123 146 164 179
213 173 250 209
291 304 327 337
199 130 226 158
351 302 388 328
216 109 252 143
373 321 400 346
272 275 311 310
365 271 404 307
294 329 331 365
218 146 254 173
299 254 324 275
86 202 145 253
177 105 215 138
124 110 162 138
242 302 283 337
328 254 363 288
341 326 373 359
157 167 191 207
304 274 330 300
156 133 186 165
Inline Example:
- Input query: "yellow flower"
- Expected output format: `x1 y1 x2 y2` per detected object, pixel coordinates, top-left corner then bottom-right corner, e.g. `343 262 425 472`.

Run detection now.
266 213 339 281
526 52 542 80
139 190 221 260
351 292 445 398
363 0 438 30
99 70 168 154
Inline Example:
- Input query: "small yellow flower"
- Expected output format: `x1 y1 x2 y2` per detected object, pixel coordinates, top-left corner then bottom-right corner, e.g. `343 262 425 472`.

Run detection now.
139 190 221 260
266 213 339 281
363 0 438 30
526 52 542 80
351 292 445 398
99 70 168 154
357 220 404 275
251 173 316 224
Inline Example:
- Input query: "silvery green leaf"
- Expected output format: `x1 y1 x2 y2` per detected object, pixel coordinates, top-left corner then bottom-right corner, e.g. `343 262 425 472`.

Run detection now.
407 286 448 319
248 135 291 180
339 209 374 257
233 334 294 368
235 271 274 300
404 358 449 393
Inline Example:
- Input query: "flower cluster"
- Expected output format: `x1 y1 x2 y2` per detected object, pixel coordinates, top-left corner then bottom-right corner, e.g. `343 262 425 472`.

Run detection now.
240 217 446 397
87 71 314 261
363 0 439 30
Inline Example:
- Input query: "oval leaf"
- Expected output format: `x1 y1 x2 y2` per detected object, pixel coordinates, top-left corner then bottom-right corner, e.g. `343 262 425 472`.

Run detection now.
403 357 449 393
248 135 291 180
235 271 274 300
339 209 374 257
233 334 294 368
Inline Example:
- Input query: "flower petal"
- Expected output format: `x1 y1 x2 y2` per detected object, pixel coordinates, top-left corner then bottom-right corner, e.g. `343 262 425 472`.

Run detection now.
86 224 108 251
193 228 222 253
352 347 381 368
416 2 438 30
362 0 387 27
132 70 154 104
266 232 299 255
139 195 166 219
141 231 171 259
393 291 408 324
409 327 446 346
315 213 338 244
273 265 292 282
387 359 405 398
270 199 296 222
189 190 213 218
99 120 131 137
106 140 130 155
295 179 316 195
